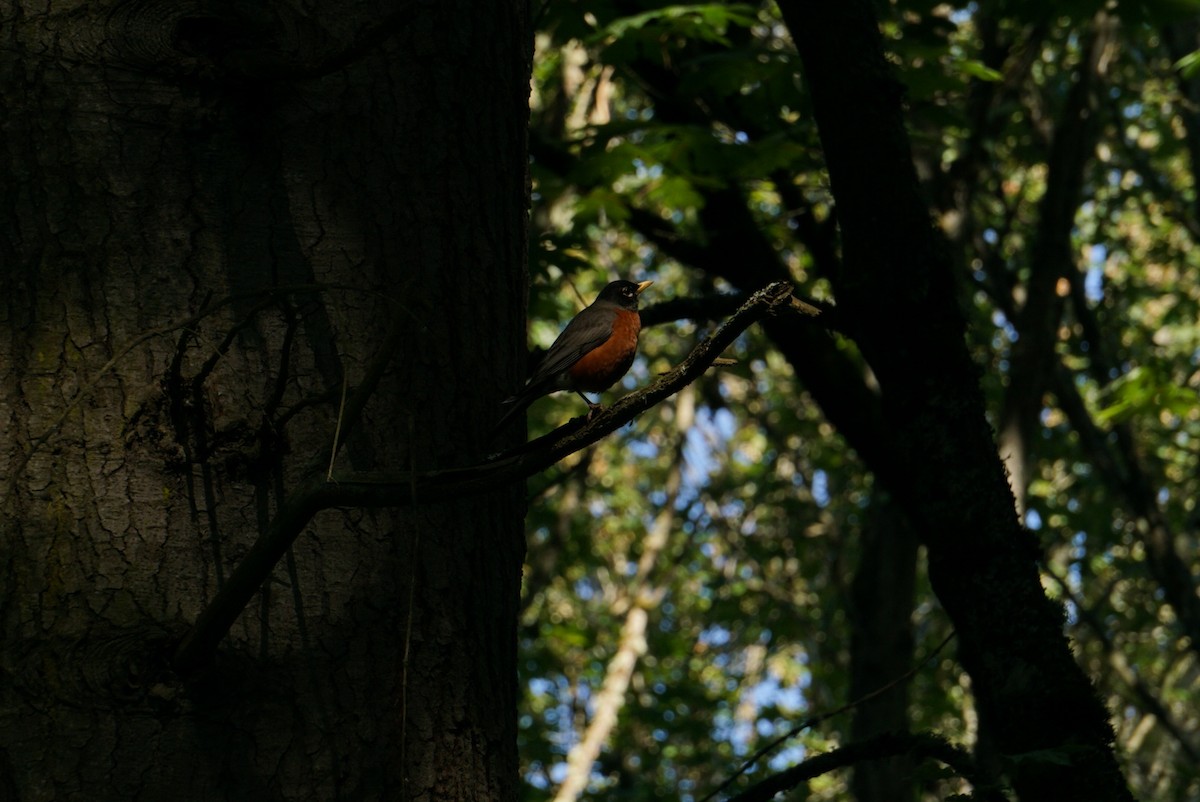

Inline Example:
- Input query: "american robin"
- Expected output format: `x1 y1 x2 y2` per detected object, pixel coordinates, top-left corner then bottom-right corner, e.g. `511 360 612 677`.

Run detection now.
492 279 653 435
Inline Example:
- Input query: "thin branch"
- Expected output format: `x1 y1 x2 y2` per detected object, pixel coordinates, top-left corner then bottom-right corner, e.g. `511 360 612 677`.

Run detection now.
1107 91 1200 242
725 731 1000 802
172 306 408 674
1042 569 1200 762
1050 361 1200 656
170 281 798 674
534 89 887 486
998 11 1114 511
698 629 957 802
327 373 349 482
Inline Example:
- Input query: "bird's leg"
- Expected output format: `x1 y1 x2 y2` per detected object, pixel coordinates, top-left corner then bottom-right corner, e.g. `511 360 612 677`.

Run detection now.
575 390 602 420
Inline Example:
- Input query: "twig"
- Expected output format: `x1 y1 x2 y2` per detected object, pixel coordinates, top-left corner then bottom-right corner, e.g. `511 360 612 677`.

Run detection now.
399 413 420 795
724 731 998 802
698 629 956 802
1042 568 1200 761
327 372 349 482
172 308 407 674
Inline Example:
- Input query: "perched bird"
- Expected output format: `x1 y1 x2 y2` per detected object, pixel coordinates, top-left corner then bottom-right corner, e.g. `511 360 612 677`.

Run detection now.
493 279 653 435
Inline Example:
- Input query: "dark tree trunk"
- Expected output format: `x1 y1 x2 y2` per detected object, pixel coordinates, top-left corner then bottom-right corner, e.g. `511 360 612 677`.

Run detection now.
0 2 530 800
998 13 1110 512
778 1 1132 800
848 500 919 802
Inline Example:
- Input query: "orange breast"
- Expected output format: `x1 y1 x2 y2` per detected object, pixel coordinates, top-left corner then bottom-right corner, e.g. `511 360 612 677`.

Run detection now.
568 311 641 393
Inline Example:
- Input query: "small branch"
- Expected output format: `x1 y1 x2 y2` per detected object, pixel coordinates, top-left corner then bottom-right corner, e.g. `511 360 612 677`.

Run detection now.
724 731 998 802
170 282 797 674
172 306 407 674
326 373 349 481
172 473 329 674
341 280 796 486
699 629 956 802
1042 568 1200 762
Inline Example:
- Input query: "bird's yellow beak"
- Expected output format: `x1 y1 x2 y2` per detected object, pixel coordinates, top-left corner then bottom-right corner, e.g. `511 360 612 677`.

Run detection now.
636 280 653 295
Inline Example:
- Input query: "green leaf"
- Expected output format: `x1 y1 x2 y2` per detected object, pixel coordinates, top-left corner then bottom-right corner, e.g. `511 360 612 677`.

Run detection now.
1174 49 1200 79
573 187 631 224
1094 363 1195 426
956 59 1004 82
597 3 758 47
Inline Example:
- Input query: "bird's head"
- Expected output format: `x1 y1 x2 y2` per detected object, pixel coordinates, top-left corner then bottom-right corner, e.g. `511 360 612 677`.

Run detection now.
597 280 653 310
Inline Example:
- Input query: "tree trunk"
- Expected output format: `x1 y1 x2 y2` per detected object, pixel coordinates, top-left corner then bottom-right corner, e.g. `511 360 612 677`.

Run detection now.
848 499 919 802
778 1 1132 800
0 2 530 800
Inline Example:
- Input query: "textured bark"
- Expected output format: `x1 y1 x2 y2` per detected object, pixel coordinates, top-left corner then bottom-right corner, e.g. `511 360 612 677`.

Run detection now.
778 1 1133 800
0 1 530 800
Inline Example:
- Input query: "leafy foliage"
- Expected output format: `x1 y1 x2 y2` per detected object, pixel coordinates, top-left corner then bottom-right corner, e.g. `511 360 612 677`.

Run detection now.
519 2 1200 800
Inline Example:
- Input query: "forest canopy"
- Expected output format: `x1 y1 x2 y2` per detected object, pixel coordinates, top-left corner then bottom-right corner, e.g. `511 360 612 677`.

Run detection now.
516 2 1200 800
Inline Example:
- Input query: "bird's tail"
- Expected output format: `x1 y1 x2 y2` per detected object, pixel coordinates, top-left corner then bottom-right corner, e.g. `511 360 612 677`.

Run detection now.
489 391 536 440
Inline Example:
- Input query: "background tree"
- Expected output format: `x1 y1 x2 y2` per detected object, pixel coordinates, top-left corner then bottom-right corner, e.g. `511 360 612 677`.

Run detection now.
519 1 1200 801
1 1 530 800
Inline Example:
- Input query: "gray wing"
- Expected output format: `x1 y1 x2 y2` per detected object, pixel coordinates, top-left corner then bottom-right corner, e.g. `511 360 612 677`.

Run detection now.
527 306 617 386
